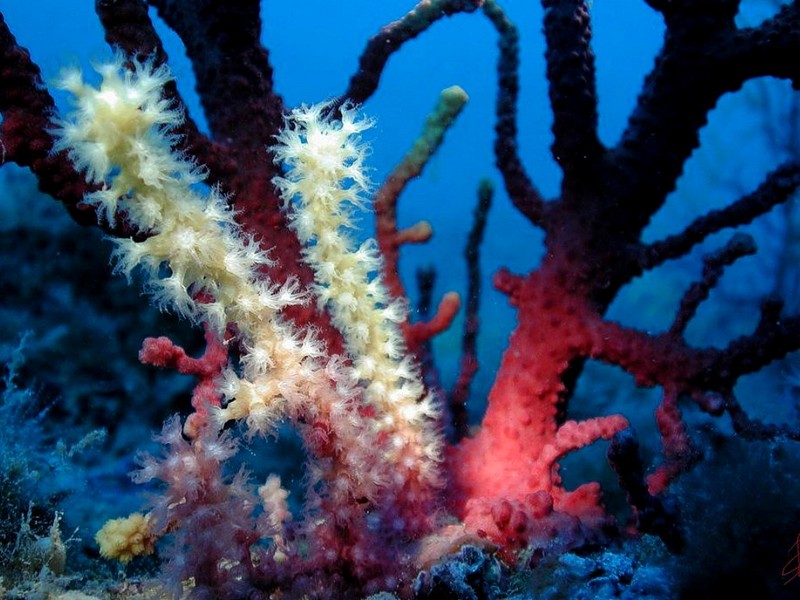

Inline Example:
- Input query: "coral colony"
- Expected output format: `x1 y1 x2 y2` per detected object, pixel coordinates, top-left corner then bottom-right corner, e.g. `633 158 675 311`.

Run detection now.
1 0 800 597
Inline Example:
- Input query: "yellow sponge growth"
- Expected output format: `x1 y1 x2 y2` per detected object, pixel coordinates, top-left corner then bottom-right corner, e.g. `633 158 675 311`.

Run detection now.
95 513 156 563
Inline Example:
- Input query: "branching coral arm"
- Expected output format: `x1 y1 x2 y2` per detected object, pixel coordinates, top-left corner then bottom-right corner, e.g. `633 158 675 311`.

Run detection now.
272 103 444 487
343 0 485 105
52 55 319 436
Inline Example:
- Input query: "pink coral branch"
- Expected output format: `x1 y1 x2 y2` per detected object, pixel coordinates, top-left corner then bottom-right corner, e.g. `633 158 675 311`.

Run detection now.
139 328 228 438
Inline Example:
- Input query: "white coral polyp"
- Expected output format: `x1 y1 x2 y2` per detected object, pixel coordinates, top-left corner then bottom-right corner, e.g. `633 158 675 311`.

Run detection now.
272 102 443 483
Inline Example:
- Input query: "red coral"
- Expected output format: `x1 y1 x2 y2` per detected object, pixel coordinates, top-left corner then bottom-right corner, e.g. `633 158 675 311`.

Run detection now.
139 327 228 438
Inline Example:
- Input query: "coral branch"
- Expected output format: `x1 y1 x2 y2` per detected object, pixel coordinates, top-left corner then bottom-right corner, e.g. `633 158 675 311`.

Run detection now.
669 233 756 336
614 1 798 233
608 428 683 551
642 162 800 270
146 0 284 150
374 86 467 299
373 86 468 351
448 180 493 441
96 0 235 181
0 14 105 229
343 0 484 105
139 328 229 438
542 0 603 182
483 0 546 225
